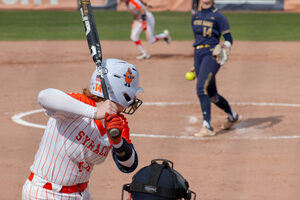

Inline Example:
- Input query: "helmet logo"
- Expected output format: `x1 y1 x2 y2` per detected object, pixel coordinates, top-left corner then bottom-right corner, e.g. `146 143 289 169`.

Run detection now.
123 67 134 87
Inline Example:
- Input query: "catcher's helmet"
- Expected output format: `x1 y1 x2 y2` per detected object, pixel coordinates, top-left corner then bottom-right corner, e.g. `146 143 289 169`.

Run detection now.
89 58 144 114
121 159 196 200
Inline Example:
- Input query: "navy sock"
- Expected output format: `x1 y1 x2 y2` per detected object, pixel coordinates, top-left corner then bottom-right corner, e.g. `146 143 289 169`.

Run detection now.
199 95 211 125
214 95 232 115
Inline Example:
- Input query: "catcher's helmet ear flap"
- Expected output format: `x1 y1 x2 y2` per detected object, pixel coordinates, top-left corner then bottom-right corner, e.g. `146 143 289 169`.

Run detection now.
121 159 196 200
89 58 144 112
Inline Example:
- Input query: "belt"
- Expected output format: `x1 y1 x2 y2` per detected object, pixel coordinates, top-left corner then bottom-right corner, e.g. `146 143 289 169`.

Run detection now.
28 172 88 194
195 44 211 49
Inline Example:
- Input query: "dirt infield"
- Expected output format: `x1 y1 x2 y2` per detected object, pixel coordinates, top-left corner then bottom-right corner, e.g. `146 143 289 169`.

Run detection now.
1 40 300 200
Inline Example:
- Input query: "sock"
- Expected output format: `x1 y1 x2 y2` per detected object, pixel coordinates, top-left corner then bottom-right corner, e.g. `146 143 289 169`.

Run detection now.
155 32 167 40
214 95 237 121
227 109 237 121
135 40 147 54
199 95 211 127
203 120 213 130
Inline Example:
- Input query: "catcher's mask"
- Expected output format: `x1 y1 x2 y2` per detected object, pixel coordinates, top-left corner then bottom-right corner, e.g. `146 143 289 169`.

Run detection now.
89 58 144 114
121 159 196 200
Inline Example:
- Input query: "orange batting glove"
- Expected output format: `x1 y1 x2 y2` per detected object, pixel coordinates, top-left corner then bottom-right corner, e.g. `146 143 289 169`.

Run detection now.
104 113 123 145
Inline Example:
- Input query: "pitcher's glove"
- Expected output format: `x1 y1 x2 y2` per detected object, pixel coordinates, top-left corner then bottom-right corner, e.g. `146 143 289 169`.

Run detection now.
212 41 231 66
105 113 123 145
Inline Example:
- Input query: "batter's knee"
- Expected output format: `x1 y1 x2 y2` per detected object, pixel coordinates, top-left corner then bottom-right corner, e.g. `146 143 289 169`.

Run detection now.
210 95 220 103
130 34 139 42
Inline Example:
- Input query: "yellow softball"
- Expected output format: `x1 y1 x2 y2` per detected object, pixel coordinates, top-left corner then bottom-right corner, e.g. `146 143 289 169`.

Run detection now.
185 72 195 81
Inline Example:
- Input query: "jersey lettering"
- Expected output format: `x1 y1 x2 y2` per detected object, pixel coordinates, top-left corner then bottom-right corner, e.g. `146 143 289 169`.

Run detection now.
93 144 101 154
75 131 110 156
77 161 91 172
76 131 85 141
87 140 95 151
82 135 91 145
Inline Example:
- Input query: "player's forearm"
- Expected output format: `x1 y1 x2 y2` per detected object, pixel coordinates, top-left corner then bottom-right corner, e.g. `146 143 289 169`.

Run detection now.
38 88 96 119
223 32 233 45
112 138 138 173
113 138 135 167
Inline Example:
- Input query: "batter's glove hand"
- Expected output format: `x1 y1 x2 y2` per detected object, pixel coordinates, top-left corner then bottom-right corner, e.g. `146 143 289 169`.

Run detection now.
141 21 147 31
105 113 123 145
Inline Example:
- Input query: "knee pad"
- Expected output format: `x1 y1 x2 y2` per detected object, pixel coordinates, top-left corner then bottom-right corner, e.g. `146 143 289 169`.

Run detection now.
210 95 220 103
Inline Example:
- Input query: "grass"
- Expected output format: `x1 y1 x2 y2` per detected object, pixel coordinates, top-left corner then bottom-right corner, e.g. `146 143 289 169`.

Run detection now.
0 11 300 41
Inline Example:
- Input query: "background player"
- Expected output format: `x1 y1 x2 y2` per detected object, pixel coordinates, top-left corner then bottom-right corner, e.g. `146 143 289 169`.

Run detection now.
22 59 143 199
189 0 241 137
120 0 171 59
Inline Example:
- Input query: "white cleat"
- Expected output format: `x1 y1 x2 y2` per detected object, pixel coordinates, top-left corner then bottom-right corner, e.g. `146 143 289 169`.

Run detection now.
136 52 151 60
163 29 171 44
194 126 216 137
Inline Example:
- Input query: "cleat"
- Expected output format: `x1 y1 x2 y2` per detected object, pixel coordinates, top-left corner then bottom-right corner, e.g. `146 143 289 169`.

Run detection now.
136 52 150 60
163 30 171 44
194 126 216 137
221 114 242 130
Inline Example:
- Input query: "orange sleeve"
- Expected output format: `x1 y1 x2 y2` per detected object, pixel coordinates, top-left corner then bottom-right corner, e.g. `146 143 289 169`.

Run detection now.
68 93 95 107
129 0 141 10
68 93 107 136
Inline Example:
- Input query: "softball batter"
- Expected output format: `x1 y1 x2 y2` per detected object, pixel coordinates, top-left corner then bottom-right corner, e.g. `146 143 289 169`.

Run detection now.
22 59 143 199
121 0 171 59
190 0 241 137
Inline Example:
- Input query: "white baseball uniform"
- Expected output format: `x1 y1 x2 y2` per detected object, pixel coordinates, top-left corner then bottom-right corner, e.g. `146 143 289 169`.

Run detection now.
126 0 170 56
22 88 137 200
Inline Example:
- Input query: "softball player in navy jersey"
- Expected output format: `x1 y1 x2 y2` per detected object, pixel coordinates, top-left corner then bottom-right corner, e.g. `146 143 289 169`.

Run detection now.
190 0 241 137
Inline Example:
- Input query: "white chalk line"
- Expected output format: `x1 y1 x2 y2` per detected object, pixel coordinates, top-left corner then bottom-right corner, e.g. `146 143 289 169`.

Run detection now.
11 101 300 140
144 101 300 107
12 109 46 129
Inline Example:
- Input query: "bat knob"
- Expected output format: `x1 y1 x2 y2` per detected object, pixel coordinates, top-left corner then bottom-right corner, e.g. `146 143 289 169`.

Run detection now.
109 128 120 138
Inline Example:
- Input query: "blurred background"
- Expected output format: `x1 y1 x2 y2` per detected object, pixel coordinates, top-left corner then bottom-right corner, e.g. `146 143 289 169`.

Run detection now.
0 0 299 11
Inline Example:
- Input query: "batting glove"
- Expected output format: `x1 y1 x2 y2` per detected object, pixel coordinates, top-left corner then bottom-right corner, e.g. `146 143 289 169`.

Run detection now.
104 113 123 145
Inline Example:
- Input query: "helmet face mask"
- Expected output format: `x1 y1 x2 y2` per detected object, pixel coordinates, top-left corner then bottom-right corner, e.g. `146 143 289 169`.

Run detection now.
123 98 143 115
89 58 144 114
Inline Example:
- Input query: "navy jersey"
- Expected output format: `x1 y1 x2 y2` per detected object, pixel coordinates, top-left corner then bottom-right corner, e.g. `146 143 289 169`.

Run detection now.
192 6 230 47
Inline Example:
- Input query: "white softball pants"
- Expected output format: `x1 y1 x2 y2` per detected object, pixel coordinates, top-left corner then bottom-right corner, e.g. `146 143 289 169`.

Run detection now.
22 179 92 200
130 12 156 44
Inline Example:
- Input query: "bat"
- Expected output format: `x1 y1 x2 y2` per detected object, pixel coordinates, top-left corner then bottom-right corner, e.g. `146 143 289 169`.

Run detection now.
79 0 120 138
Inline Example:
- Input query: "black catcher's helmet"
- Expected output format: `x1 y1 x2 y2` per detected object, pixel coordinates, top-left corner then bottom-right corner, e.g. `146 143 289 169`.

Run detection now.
121 159 196 200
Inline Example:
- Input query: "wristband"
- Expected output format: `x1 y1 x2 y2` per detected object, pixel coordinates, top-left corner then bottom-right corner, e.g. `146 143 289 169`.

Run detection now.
224 41 232 49
141 14 146 21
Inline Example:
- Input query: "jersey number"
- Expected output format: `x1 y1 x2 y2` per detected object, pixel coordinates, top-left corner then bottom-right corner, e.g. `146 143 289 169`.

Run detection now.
203 27 212 37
